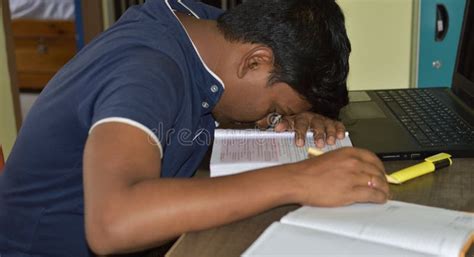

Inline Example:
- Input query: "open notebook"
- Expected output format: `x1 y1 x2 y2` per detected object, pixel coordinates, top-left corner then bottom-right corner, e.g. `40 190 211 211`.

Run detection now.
210 129 352 177
242 201 474 257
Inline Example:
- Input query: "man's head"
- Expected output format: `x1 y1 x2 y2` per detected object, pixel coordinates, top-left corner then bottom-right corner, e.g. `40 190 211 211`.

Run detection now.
215 0 350 121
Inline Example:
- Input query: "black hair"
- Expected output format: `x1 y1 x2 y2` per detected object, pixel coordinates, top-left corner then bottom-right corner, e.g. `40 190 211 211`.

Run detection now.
217 0 351 119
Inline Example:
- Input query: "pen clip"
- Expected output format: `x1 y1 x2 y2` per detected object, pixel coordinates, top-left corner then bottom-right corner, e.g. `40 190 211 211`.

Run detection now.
425 152 452 164
425 152 451 162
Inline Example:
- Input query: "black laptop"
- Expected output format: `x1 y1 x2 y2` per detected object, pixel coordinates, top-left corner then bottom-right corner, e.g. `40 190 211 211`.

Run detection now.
341 0 474 161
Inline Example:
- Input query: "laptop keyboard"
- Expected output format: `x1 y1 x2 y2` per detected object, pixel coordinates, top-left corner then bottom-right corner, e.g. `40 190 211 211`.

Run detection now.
376 90 474 147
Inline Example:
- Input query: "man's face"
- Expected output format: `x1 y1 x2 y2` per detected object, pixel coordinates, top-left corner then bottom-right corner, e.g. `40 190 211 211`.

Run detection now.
212 78 312 126
211 44 312 125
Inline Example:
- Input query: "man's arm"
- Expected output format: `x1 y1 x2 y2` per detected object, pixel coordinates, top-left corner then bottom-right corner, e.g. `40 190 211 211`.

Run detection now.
84 122 389 255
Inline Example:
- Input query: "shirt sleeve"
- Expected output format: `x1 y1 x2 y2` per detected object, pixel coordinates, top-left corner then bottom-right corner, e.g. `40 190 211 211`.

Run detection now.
79 53 183 158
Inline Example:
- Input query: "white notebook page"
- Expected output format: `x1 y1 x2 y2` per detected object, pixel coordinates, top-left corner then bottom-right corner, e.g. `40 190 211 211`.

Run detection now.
242 222 437 257
281 201 474 257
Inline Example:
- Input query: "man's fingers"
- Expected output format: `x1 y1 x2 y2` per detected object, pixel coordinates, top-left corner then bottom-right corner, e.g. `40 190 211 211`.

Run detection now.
345 150 389 196
273 112 347 148
335 121 346 139
352 173 389 196
351 186 389 204
354 160 387 180
359 151 385 176
294 117 309 147
345 148 386 176
321 119 337 145
371 175 390 196
274 118 291 132
310 118 326 147
319 119 345 145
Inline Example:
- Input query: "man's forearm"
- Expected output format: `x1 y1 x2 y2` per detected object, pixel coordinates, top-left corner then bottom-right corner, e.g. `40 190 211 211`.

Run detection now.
84 124 389 255
86 163 300 255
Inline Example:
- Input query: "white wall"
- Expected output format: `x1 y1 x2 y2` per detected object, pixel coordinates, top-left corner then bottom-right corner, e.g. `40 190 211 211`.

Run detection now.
338 0 419 90
0 0 21 158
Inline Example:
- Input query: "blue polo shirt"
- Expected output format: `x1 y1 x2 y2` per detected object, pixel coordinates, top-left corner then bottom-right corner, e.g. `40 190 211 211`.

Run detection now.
0 1 224 256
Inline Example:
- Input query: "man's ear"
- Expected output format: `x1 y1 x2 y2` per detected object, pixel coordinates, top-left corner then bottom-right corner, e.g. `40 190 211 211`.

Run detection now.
237 46 274 79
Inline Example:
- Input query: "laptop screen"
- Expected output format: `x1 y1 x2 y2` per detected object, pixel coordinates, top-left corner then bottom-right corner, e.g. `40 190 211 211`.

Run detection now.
457 2 474 81
453 0 474 108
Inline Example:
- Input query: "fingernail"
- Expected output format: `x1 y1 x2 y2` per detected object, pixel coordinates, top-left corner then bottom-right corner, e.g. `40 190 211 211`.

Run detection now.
296 138 304 146
328 136 335 144
317 139 324 147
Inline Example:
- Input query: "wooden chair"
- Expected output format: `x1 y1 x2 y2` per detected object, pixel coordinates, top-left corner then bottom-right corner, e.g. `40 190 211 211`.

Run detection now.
12 20 76 91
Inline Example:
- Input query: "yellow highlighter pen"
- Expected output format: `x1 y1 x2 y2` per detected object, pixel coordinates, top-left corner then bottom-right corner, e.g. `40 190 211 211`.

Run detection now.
307 147 324 157
387 153 453 184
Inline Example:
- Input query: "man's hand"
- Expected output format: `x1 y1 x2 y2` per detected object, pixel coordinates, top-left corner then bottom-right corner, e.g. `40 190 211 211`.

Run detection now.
257 112 346 147
291 147 389 207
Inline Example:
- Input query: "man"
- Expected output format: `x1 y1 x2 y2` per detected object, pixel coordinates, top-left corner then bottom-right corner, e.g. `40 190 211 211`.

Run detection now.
0 0 389 256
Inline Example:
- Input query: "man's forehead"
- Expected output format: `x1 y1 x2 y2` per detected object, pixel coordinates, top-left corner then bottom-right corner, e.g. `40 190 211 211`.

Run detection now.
275 97 311 115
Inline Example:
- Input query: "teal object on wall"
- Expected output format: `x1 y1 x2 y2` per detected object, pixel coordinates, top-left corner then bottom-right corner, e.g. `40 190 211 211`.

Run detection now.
418 0 466 87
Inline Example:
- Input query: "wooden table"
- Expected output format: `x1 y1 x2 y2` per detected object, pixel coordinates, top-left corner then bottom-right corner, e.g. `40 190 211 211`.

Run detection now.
166 158 474 257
